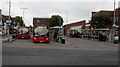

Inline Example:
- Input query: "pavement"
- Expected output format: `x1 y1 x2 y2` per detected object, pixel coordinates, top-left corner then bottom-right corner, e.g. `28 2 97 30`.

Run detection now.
2 36 118 51
0 35 15 42
2 35 118 65
66 36 119 46
1 34 118 46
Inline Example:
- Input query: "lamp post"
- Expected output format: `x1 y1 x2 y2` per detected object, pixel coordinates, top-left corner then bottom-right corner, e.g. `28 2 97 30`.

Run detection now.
7 0 11 42
113 0 116 26
111 0 116 43
21 8 27 24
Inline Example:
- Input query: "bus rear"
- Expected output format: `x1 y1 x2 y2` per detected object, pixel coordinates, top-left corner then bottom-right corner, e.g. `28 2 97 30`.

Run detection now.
33 25 50 43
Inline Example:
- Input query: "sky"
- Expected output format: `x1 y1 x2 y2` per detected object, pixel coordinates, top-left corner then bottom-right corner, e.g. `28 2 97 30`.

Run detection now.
1 0 120 26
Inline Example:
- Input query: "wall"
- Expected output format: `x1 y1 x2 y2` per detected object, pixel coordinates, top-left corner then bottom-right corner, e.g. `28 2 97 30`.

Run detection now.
33 18 50 26
63 20 85 35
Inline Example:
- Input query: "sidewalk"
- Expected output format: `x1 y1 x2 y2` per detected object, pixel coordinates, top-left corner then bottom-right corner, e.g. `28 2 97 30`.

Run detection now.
66 36 119 46
50 41 72 46
1 35 15 42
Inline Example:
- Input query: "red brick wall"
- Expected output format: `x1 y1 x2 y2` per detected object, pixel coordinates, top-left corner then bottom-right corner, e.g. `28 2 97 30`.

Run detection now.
0 9 1 14
33 18 50 26
115 8 120 26
92 11 114 21
63 20 85 35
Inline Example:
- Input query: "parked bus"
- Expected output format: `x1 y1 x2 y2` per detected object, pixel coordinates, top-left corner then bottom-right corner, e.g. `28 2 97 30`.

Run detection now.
17 26 30 39
32 25 50 43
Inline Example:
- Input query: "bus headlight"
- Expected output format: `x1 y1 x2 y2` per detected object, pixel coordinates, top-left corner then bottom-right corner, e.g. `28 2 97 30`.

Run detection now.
34 37 37 39
46 38 49 40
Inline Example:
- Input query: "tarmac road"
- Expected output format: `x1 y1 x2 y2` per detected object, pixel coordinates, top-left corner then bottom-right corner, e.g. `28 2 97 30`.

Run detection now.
2 37 119 65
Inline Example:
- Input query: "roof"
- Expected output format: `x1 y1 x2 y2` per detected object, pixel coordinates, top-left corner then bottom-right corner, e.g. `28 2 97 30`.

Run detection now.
92 10 114 16
50 26 62 29
63 20 85 27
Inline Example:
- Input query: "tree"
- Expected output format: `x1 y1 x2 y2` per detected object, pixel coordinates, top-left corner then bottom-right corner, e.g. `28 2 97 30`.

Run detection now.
29 25 33 28
91 14 113 29
15 16 25 26
49 15 64 27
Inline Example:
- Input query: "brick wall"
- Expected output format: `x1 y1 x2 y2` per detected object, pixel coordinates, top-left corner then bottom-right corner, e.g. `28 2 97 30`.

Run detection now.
115 8 120 26
63 20 85 35
33 18 50 26
0 9 2 19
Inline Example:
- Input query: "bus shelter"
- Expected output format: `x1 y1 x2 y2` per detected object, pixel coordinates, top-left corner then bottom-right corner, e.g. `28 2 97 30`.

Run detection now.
50 26 64 42
81 29 110 41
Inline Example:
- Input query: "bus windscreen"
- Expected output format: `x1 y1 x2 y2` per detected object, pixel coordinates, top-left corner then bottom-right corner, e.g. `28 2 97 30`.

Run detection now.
34 26 49 37
18 27 29 34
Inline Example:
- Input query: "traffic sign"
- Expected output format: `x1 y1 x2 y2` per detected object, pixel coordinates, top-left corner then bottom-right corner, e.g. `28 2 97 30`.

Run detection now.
6 20 11 23
6 25 12 28
112 26 116 29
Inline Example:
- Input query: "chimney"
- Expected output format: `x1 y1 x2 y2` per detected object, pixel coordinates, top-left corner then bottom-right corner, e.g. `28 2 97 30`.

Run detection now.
0 9 2 19
0 9 2 14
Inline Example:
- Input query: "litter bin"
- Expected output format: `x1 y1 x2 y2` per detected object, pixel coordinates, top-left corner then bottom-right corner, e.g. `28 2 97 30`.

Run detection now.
62 37 65 44
12 34 16 39
113 36 119 44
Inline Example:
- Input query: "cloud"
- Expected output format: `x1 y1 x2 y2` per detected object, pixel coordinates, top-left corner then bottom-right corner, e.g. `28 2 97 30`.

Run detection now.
2 0 117 2
2 0 120 26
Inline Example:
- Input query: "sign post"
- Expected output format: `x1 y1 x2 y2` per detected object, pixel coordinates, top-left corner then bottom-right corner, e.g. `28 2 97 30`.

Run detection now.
6 25 11 42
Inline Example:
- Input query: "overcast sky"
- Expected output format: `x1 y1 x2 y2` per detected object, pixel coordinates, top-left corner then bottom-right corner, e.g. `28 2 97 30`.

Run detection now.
1 0 120 26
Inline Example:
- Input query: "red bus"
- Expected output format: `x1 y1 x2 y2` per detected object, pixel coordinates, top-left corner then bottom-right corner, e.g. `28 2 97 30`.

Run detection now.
17 26 30 39
32 25 50 43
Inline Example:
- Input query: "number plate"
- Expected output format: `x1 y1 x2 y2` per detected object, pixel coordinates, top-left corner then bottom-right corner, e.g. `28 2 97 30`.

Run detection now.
22 37 25 38
39 41 43 42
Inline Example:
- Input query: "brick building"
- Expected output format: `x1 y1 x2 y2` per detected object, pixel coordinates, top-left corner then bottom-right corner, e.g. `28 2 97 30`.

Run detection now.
63 20 85 35
91 10 114 29
33 18 50 26
0 9 2 26
115 8 120 26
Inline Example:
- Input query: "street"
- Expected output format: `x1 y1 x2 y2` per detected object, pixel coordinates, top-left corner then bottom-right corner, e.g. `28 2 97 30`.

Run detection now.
2 36 119 65
0 36 2 65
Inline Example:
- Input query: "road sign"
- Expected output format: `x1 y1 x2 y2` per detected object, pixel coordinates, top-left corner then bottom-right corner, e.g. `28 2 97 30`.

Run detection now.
6 25 11 28
112 26 116 30
6 20 11 23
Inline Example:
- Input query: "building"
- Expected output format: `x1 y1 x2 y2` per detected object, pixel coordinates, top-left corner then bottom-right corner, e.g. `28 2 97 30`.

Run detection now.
0 9 3 26
92 10 114 21
63 20 85 35
91 10 114 29
0 9 16 33
33 18 50 26
115 8 120 26
83 23 92 29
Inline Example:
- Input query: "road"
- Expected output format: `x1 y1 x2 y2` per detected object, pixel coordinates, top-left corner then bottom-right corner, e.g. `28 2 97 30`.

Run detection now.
2 36 119 65
0 36 2 65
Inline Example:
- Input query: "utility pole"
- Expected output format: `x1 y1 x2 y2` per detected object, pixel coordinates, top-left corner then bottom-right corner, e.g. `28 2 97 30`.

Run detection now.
66 10 68 24
111 0 116 43
8 0 11 42
113 0 116 26
21 8 27 24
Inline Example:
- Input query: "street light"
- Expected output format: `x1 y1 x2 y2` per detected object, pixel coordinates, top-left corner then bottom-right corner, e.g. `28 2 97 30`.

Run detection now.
7 0 11 42
113 0 116 26
21 8 27 23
